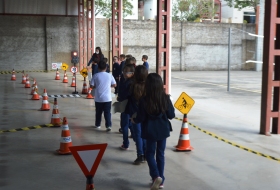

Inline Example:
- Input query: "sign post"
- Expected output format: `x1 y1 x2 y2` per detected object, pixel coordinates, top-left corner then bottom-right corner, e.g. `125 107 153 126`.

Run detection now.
69 144 108 190
70 66 78 94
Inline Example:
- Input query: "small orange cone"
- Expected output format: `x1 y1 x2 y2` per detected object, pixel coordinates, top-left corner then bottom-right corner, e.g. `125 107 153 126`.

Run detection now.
40 89 50 111
21 72 26 84
51 98 61 127
55 68 60 80
71 73 76 87
25 77 31 88
175 114 193 151
82 78 88 94
56 117 72 155
31 87 40 100
30 79 37 95
11 69 16 81
86 88 94 99
62 71 68 83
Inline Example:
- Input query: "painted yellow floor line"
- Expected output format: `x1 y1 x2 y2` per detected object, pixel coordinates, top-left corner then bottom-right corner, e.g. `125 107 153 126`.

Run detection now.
173 77 261 94
174 117 280 163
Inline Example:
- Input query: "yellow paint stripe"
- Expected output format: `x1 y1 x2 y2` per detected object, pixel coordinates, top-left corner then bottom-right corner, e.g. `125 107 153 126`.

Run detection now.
0 124 55 133
174 117 280 163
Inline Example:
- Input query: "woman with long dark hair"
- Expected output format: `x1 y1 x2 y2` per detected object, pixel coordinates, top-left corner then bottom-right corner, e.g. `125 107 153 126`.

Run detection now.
132 73 175 190
127 65 148 165
87 47 104 76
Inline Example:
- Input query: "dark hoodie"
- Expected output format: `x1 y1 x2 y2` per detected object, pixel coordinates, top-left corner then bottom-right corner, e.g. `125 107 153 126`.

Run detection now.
134 96 175 140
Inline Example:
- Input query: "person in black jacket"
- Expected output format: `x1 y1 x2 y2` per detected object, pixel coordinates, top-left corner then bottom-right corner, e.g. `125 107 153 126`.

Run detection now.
87 47 104 76
132 73 175 190
117 64 135 150
112 56 120 94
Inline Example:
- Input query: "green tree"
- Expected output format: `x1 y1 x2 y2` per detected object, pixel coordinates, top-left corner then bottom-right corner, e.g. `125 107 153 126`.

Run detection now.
223 0 259 12
172 0 218 22
93 0 133 18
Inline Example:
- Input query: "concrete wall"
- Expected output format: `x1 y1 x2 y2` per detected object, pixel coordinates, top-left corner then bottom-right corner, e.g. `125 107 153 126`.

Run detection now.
0 16 256 71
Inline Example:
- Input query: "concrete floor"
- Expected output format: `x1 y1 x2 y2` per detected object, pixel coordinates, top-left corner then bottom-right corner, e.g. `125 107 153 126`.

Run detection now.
0 71 280 190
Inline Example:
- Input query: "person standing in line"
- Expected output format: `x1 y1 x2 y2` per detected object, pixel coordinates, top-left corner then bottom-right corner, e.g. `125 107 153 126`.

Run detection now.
119 54 126 73
117 64 135 150
90 61 116 132
132 73 175 190
142 55 149 70
103 57 110 73
112 56 120 94
127 65 148 165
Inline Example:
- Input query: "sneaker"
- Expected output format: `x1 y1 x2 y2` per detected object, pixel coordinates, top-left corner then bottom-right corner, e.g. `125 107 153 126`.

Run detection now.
106 127 111 132
94 126 101 129
120 145 129 150
159 184 164 189
151 177 162 190
133 155 145 165
119 128 123 133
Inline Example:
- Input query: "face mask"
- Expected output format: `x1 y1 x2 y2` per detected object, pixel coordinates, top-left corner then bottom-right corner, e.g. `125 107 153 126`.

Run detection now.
96 51 99 54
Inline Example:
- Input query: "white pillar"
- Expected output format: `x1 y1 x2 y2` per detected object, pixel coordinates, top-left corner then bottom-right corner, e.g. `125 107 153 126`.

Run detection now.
255 0 264 71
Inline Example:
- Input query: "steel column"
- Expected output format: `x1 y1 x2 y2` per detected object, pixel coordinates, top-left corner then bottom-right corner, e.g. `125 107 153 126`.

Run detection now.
112 0 123 59
87 0 95 64
78 0 86 70
156 0 171 94
260 0 280 135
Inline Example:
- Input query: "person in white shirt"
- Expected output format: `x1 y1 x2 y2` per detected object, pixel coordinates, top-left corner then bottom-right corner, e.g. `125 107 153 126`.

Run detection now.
90 61 116 131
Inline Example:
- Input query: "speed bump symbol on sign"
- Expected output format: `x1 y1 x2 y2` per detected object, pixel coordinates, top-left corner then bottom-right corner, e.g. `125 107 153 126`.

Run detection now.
174 92 195 114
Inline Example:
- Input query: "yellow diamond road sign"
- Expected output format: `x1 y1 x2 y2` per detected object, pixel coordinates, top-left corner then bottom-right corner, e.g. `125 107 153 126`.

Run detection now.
61 63 69 71
174 92 195 114
80 68 88 78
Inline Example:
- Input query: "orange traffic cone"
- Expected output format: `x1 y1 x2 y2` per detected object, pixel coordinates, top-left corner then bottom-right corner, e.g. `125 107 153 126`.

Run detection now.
51 98 61 127
82 78 88 94
11 69 16 81
40 89 50 111
62 71 68 83
55 68 60 80
56 117 72 155
71 73 76 87
25 77 31 88
26 74 29 80
21 72 26 84
30 79 37 95
86 88 94 99
175 114 193 151
31 87 40 100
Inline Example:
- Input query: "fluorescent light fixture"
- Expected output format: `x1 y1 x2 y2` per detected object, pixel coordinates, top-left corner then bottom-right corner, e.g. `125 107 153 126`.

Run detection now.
245 60 263 63
248 33 264 38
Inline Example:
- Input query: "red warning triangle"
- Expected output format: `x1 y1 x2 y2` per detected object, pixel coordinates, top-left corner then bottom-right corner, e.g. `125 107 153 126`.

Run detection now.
69 144 107 177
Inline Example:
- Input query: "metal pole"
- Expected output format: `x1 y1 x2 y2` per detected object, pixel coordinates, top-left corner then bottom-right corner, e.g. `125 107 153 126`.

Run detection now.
227 27 231 92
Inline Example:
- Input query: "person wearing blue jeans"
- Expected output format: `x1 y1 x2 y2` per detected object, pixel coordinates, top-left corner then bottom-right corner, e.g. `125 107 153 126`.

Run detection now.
146 139 166 184
131 122 146 164
95 101 112 128
120 112 130 149
132 73 175 190
117 64 135 149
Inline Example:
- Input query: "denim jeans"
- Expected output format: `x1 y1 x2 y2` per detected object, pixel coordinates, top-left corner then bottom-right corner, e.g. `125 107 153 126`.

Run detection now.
121 112 130 148
146 139 166 184
131 123 146 156
95 101 112 127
